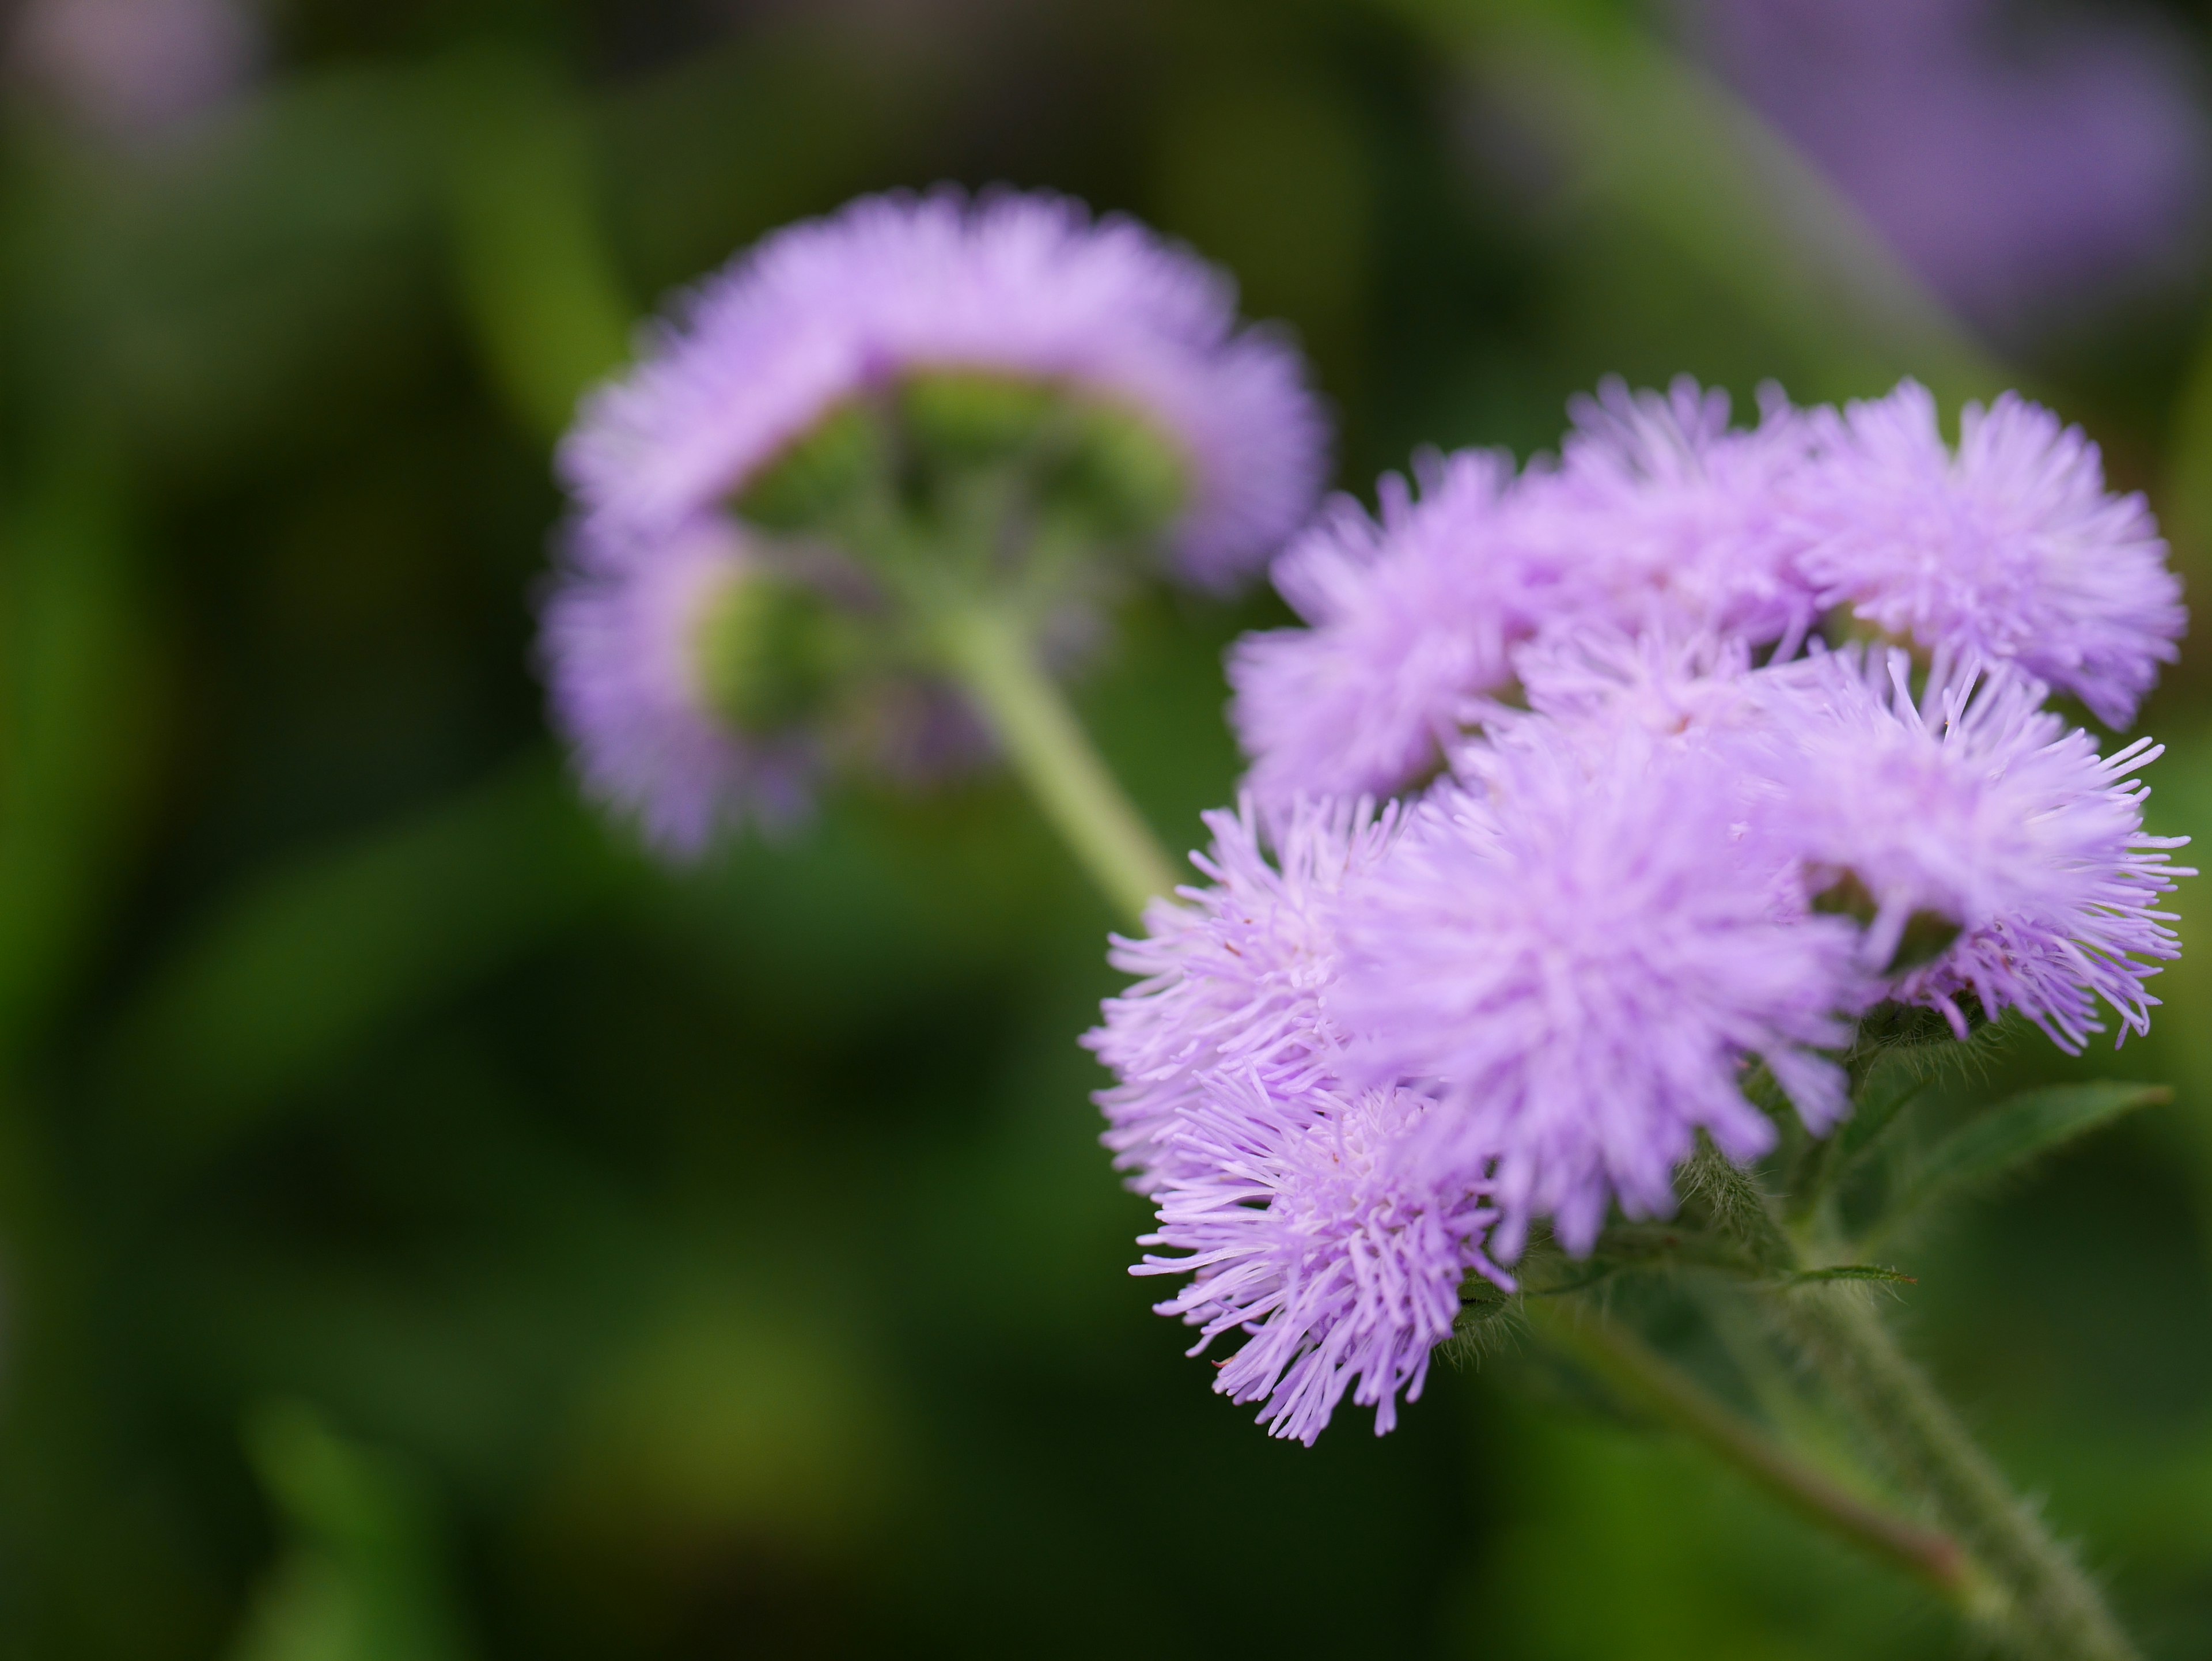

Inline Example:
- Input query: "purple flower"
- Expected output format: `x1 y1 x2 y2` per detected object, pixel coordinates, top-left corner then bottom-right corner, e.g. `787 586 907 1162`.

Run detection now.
1504 625 1762 747
1688 0 2210 336
10 0 256 145
1137 1074 1506 1445
1795 382 2183 728
1227 450 1538 811
1336 729 1859 1255
1084 798 1397 1191
1753 649 2191 1051
541 521 814 856
1229 379 1823 812
1532 376 1819 649
560 187 1328 590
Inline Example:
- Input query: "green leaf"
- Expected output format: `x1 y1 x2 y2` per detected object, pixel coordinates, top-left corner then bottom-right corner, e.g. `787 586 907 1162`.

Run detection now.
1789 1265 1918 1287
1870 1081 2171 1247
228 1402 474 1661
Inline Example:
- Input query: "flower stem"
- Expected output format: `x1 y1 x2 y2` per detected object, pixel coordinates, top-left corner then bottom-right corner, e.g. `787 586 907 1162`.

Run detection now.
931 601 1181 924
1523 1297 1985 1607
1681 1145 2141 1660
1770 1287 2140 1661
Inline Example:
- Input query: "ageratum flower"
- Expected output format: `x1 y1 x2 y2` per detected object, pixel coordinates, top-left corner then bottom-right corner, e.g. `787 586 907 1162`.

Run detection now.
1228 451 1539 812
560 187 1327 589
1530 376 1819 648
1501 625 1762 750
1336 729 1860 1255
1084 798 1396 1190
1755 648 2191 1050
1137 1074 1506 1445
1228 380 1820 812
541 521 821 854
1794 381 2184 727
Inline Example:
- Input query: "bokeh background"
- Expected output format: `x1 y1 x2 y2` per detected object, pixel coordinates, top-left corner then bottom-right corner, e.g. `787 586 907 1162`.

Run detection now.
3 0 2212 1655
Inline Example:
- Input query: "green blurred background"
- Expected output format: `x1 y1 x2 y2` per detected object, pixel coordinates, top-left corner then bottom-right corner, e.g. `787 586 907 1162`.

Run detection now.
3 0 2212 1655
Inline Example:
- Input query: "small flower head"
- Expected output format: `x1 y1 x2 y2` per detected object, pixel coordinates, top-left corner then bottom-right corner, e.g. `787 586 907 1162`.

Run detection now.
561 187 1328 589
1502 625 1762 750
1755 649 2191 1051
1535 376 1819 648
1084 798 1395 1190
541 521 832 855
1796 381 2183 726
1228 450 1541 811
1138 1075 1506 1445
1337 731 1858 1254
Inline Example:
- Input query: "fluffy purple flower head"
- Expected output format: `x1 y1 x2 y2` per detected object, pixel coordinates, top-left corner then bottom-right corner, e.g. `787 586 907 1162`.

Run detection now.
1137 1074 1506 1445
1531 376 1819 648
1228 451 1548 811
561 187 1328 590
1085 798 1396 1191
1755 649 2191 1051
1502 625 1763 752
1229 380 1823 813
1337 731 1859 1255
1796 381 2183 727
542 521 813 855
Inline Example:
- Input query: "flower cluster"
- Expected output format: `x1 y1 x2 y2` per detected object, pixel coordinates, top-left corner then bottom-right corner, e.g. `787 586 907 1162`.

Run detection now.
545 187 1327 854
1233 377 2180 813
1098 377 2188 1441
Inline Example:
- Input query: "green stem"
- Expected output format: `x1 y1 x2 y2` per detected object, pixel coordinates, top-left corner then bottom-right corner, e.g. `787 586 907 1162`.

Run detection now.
1525 1297 1983 1605
1681 1146 2140 1660
930 602 1181 924
1770 1288 2139 1661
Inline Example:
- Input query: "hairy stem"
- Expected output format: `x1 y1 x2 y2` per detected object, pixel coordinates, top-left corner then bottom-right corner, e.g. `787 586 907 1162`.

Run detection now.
1681 1145 2140 1660
1770 1288 2139 1661
1525 1297 1985 1606
931 601 1181 924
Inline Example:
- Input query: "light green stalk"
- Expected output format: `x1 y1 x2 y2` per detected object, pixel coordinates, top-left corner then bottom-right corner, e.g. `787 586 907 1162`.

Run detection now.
930 601 1181 924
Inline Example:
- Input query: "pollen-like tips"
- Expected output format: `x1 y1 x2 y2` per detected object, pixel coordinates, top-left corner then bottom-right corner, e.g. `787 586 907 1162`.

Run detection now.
690 566 856 737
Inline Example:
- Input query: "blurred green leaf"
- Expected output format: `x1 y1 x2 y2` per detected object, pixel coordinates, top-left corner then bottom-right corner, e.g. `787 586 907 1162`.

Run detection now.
228 1402 472 1661
1868 1081 2172 1250
0 433 157 1072
109 755 638 1152
438 49 634 442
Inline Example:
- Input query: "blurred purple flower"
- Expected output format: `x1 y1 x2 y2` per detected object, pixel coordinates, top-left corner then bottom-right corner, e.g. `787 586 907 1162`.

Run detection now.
541 520 815 856
562 187 1328 590
10 0 257 145
1794 381 2183 728
1688 0 2210 332
1137 1074 1506 1446
1753 648 2191 1051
